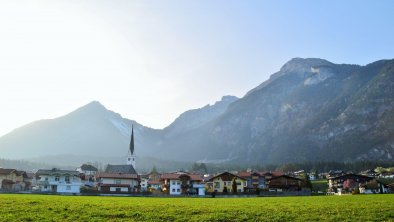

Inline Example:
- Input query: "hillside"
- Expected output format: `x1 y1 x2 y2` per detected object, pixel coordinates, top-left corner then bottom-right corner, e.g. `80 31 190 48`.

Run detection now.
0 58 393 168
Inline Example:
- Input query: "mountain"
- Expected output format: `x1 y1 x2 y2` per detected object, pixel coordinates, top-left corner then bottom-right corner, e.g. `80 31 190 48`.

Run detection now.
0 58 393 168
0 101 161 160
196 58 394 164
150 58 394 165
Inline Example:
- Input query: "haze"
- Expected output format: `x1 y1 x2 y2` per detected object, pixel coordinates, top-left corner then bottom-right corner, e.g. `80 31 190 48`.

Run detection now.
0 0 393 137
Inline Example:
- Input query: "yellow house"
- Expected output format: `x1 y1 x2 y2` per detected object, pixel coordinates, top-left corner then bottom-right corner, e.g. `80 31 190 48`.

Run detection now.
208 172 247 193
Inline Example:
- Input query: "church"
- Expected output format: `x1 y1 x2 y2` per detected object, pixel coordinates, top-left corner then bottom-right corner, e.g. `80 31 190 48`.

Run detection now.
96 125 139 193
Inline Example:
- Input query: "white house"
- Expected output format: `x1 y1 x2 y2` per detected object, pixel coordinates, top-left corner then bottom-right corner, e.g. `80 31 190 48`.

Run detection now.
96 173 139 193
160 172 205 196
36 168 82 194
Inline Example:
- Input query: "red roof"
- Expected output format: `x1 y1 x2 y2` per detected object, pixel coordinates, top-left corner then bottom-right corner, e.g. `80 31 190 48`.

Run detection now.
189 174 203 181
96 173 138 179
148 180 161 185
238 171 252 177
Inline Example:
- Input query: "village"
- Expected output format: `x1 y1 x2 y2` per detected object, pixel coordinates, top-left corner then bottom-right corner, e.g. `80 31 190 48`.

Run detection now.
1 128 394 197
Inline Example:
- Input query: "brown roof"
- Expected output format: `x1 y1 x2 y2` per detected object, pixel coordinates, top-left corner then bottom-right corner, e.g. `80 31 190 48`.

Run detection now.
210 172 246 181
96 173 139 179
0 168 16 175
189 174 203 181
148 180 161 185
238 172 252 177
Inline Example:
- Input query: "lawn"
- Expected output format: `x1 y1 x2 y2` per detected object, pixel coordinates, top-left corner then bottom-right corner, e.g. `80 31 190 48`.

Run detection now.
0 194 393 221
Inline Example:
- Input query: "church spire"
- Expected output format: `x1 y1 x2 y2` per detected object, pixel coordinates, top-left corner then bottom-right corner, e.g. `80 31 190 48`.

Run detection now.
129 125 134 155
127 124 136 168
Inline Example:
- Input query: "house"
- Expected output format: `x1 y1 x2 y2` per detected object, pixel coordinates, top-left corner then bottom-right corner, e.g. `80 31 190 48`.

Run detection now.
189 174 205 196
147 180 161 192
161 172 191 195
238 171 266 193
267 175 302 192
96 173 139 193
0 168 27 192
140 175 149 192
359 179 388 194
328 173 373 194
76 164 98 176
208 172 247 193
36 168 82 193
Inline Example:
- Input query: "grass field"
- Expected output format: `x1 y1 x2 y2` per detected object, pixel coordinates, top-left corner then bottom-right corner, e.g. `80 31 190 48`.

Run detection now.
0 194 393 221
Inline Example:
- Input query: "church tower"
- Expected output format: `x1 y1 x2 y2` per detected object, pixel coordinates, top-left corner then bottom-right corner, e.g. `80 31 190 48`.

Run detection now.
127 125 136 169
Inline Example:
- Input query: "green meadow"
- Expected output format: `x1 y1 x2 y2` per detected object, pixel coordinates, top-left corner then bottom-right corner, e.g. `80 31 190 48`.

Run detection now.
0 194 393 221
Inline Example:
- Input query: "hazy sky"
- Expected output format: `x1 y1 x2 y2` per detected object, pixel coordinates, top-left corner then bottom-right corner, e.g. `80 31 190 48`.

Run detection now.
0 0 393 136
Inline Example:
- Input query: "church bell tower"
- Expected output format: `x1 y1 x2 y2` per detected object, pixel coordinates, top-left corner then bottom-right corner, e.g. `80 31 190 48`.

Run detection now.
127 125 136 169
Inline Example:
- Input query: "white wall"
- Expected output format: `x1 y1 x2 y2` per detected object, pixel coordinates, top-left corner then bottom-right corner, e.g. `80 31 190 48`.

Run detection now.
169 179 181 195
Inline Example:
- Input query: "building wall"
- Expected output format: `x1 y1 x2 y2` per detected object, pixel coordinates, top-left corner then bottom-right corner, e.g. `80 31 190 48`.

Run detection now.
39 174 81 193
169 179 182 195
212 177 246 192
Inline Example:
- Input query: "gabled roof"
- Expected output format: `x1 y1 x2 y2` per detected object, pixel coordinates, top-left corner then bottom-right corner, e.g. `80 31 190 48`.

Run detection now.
189 174 203 181
80 164 98 171
267 175 302 181
329 173 373 180
210 172 246 181
148 180 161 185
96 173 138 179
0 168 16 175
160 173 190 180
105 164 137 174
36 169 79 176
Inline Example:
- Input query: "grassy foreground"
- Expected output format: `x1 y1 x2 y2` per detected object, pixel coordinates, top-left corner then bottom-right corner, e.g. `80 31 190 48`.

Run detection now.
0 194 393 221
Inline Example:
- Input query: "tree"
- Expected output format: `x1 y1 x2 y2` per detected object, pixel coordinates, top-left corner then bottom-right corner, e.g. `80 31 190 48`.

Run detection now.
223 186 228 193
232 178 237 194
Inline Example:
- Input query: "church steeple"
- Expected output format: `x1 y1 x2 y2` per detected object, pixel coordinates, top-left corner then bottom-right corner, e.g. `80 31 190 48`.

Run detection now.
127 125 136 168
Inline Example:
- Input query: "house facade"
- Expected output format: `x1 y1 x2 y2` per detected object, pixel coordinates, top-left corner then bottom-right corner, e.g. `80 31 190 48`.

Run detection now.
238 171 266 192
267 175 302 192
36 168 82 193
96 173 139 193
208 172 247 193
328 173 373 194
0 168 27 192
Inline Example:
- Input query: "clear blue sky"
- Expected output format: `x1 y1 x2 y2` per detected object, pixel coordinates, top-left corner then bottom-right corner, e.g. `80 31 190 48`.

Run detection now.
0 0 393 136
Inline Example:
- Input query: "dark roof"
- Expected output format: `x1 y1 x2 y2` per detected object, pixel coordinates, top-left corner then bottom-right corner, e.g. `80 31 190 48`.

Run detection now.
267 175 302 181
36 168 79 176
210 172 247 181
80 164 98 171
329 173 373 180
105 164 137 174
129 125 134 155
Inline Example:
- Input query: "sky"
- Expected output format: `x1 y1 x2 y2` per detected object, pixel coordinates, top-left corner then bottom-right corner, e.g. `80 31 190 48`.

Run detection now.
0 0 393 137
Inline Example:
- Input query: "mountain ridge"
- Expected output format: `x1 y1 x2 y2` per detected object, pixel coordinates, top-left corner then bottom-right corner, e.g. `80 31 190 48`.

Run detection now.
0 57 393 168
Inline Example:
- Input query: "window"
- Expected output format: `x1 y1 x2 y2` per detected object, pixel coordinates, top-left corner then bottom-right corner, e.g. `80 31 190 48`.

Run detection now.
177 189 180 192
66 186 71 190
45 177 48 181
65 176 70 183
214 182 220 188
115 179 121 184
172 181 175 185
44 186 47 189
172 189 175 192
55 176 60 181
177 181 180 185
